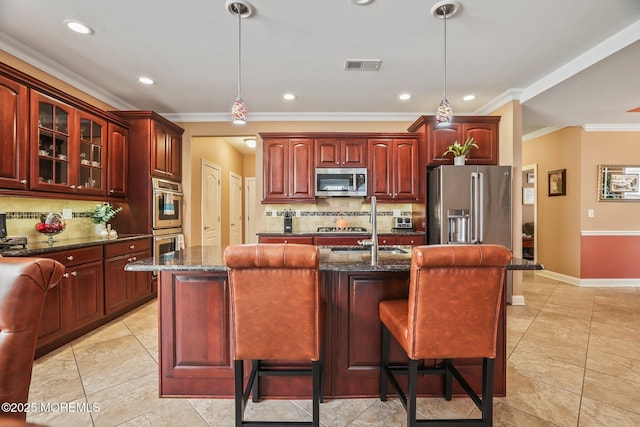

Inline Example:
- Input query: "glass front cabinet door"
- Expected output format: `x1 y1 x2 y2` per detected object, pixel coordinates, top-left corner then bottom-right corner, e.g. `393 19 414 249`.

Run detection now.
30 92 106 195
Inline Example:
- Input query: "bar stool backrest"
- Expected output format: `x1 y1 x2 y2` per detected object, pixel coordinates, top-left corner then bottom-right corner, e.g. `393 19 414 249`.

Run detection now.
224 243 322 361
407 244 512 360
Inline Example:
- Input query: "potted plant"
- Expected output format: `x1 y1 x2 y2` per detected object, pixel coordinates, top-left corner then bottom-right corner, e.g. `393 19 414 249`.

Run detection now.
89 203 122 235
441 137 478 165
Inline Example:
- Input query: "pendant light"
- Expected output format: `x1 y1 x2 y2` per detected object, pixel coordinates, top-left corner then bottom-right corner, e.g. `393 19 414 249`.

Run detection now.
431 1 460 126
227 0 253 125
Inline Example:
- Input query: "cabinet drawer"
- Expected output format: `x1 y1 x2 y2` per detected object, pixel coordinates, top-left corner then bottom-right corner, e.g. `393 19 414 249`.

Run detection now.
43 246 102 267
258 236 314 244
395 235 424 246
314 236 365 246
104 238 152 258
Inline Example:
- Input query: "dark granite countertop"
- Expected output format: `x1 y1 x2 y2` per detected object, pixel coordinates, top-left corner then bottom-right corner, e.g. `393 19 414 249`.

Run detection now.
257 230 425 237
0 234 152 257
125 245 542 273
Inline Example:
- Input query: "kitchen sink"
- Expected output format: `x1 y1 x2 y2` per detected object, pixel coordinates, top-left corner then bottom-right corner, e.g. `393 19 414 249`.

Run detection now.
329 246 408 255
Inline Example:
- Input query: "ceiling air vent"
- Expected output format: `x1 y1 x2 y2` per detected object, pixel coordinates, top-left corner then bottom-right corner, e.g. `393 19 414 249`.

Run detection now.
344 59 382 71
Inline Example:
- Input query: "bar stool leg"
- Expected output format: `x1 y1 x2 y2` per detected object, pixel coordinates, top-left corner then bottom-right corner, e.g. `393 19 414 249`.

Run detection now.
312 360 321 427
380 324 390 401
482 358 494 426
251 360 260 403
444 358 453 401
234 360 244 427
407 359 418 427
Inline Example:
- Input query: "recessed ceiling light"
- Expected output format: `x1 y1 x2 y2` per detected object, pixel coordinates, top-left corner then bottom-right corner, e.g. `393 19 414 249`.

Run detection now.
351 0 374 4
283 93 296 101
138 76 155 85
64 20 94 35
244 138 256 148
463 94 475 101
398 93 412 101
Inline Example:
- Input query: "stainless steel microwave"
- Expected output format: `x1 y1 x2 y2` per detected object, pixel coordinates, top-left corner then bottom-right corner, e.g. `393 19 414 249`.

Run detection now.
315 168 367 197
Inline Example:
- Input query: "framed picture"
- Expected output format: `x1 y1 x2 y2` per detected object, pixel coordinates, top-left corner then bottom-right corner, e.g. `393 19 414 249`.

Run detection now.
598 165 640 201
548 169 566 196
523 187 535 205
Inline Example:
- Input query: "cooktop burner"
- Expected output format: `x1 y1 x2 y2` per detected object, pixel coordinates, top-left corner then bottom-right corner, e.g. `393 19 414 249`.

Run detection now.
0 236 28 250
316 227 368 233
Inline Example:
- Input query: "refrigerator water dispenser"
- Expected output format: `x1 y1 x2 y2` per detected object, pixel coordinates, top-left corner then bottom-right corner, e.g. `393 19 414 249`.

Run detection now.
447 209 469 243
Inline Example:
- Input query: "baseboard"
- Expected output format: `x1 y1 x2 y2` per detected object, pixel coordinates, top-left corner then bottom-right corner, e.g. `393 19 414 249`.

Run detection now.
536 270 640 287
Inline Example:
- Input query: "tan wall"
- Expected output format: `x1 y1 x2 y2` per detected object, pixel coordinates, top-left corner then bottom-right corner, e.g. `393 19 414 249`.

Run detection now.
580 130 640 230
523 127 583 277
190 137 246 247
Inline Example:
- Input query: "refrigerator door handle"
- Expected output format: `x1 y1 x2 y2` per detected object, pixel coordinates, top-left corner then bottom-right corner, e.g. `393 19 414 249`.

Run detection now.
478 172 484 243
470 172 478 243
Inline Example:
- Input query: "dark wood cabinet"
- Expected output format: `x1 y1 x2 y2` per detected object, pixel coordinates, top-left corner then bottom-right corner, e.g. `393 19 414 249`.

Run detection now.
368 136 419 201
152 121 182 181
34 237 153 357
315 138 367 167
106 122 128 197
261 135 314 202
37 246 104 351
29 92 109 195
159 271 235 397
258 235 314 244
0 74 29 190
104 238 153 315
408 115 500 167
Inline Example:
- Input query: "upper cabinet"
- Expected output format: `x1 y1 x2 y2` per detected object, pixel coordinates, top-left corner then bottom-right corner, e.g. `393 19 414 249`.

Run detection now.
0 62 130 197
408 115 500 166
261 135 314 203
315 138 367 168
113 111 184 183
368 136 419 201
30 92 106 195
0 74 29 190
107 122 128 198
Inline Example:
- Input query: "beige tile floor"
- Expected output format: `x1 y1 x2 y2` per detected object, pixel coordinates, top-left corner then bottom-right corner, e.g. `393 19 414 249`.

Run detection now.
26 272 640 426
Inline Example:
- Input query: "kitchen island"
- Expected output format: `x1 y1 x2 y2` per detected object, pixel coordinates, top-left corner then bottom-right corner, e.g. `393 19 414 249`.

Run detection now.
127 245 540 399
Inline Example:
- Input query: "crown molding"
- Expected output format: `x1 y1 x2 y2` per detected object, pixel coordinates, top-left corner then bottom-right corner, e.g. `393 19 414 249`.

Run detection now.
163 111 424 123
583 124 640 132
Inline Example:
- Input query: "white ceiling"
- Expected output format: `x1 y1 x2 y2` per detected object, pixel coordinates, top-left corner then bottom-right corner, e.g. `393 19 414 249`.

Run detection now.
1 0 639 143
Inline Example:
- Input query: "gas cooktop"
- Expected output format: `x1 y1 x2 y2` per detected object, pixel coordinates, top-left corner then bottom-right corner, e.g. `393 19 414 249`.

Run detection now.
316 227 368 233
0 236 28 250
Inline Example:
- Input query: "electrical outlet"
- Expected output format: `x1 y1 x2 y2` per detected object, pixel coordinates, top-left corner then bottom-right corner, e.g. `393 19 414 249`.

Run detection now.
62 208 73 219
296 210 301 217
393 209 401 217
588 209 594 218
271 210 277 217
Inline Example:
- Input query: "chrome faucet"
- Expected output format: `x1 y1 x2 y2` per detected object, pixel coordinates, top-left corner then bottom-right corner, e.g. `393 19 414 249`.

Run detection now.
357 196 379 265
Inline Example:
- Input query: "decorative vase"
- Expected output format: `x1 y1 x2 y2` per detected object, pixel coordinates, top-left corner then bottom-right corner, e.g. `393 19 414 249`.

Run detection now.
95 223 106 235
454 156 466 166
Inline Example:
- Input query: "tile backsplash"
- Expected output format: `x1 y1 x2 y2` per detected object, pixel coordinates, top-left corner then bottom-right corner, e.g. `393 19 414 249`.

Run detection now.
263 198 416 233
0 196 114 242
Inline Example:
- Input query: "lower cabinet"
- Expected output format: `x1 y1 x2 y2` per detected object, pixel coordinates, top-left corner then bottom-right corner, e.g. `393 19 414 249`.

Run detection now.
35 237 153 357
257 235 314 244
37 246 104 354
156 267 505 398
104 239 153 315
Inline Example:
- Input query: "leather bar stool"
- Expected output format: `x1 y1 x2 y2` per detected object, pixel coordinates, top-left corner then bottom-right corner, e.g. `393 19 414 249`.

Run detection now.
379 244 512 426
224 243 324 427
0 257 65 421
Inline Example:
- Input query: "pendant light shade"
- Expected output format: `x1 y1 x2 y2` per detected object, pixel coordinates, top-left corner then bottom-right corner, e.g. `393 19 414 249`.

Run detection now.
227 0 253 125
431 1 460 126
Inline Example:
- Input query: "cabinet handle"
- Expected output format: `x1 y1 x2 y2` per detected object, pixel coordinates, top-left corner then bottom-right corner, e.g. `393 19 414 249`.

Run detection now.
129 245 135 249
131 256 137 261
70 185 76 189
70 271 78 277
20 179 27 184
63 273 70 278
109 189 115 193
67 255 74 261
284 240 288 244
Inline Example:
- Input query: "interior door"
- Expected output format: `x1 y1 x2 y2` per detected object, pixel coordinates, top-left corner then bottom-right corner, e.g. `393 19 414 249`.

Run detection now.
244 177 257 243
229 172 242 245
201 160 221 246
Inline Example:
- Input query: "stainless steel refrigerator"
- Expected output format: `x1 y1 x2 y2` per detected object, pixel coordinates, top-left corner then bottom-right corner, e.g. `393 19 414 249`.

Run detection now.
427 165 513 301
427 165 512 247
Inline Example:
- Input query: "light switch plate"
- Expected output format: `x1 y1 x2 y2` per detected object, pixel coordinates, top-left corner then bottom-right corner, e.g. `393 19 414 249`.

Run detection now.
393 209 401 217
296 210 301 217
62 208 73 219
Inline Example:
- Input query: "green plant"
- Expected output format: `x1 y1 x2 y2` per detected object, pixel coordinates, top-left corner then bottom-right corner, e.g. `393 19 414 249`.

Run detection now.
441 137 479 158
89 203 122 224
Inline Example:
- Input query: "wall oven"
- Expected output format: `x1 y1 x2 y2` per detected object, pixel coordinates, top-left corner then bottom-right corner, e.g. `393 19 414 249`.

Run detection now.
152 178 183 229
153 228 184 258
